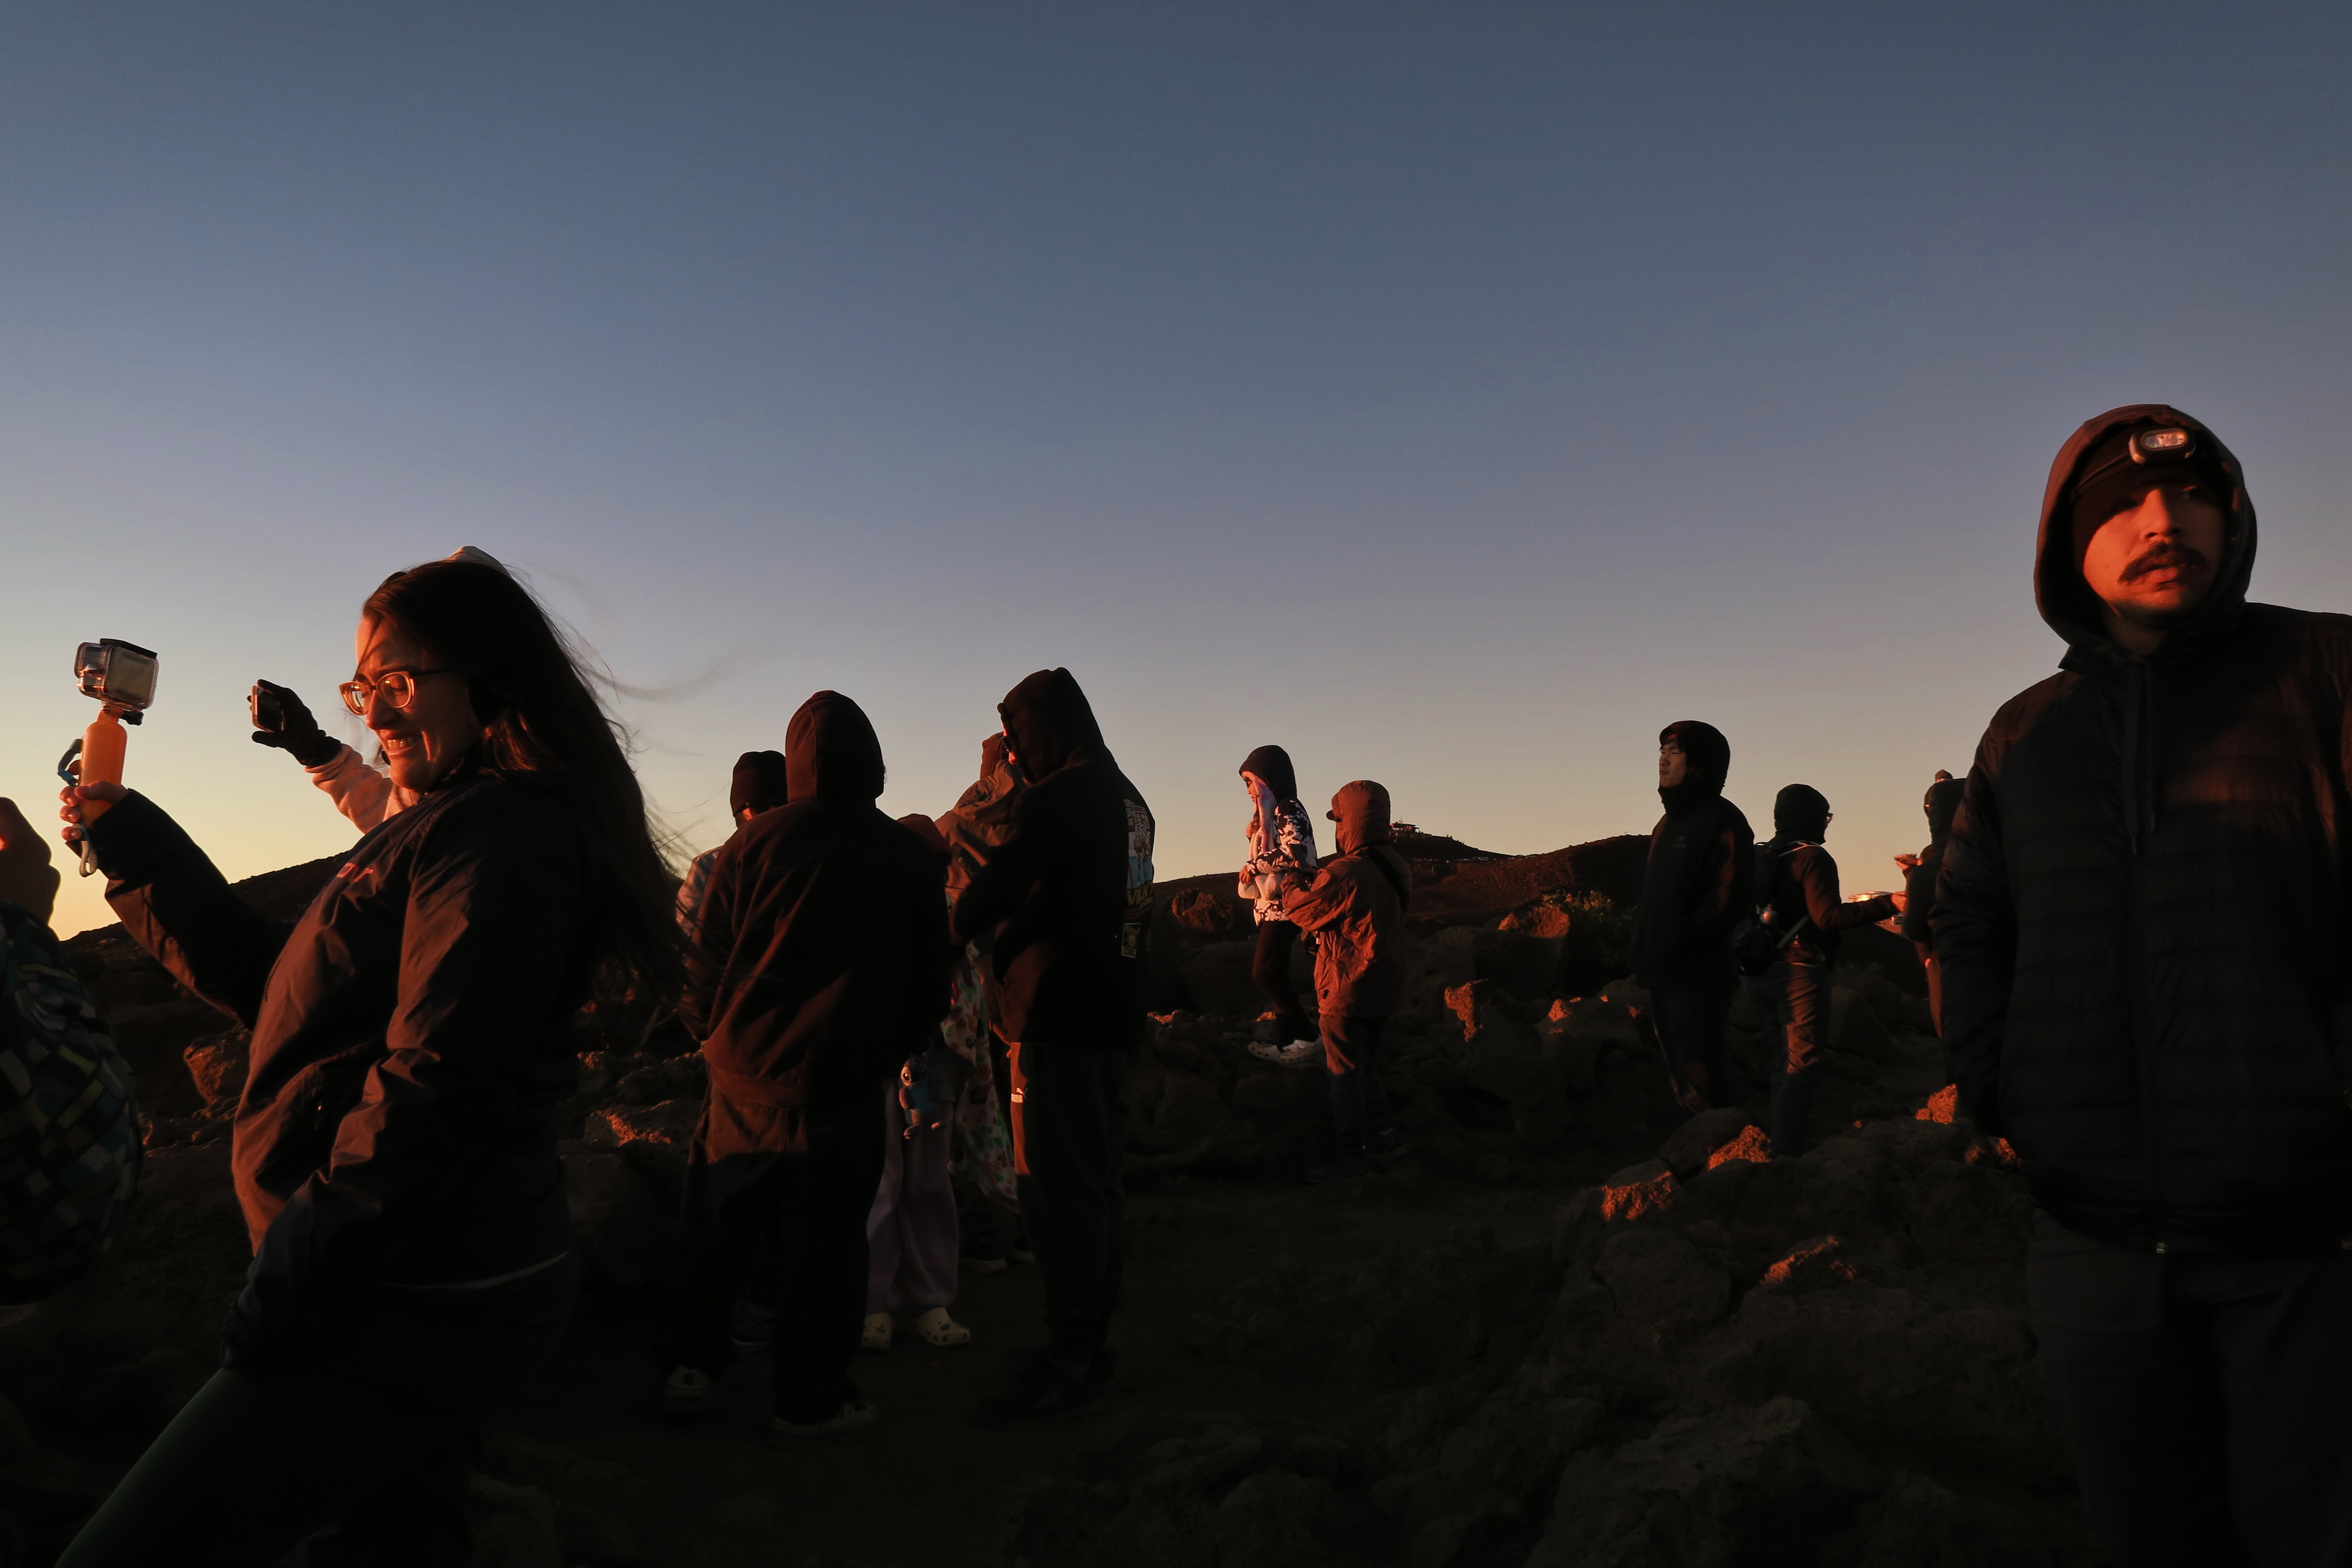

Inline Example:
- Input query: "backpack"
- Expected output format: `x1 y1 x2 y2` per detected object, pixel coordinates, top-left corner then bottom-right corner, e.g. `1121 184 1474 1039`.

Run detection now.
1731 842 1812 978
0 910 142 1304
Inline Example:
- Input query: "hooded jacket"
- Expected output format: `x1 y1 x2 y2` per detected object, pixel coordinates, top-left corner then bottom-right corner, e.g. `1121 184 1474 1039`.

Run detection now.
939 733 1026 910
683 692 950 1119
1238 746 1319 926
87 766 596 1371
1280 782 1412 1017
1629 721 1755 993
1936 404 2352 1254
1755 785 1895 967
951 670 1156 1047
1901 775 1963 948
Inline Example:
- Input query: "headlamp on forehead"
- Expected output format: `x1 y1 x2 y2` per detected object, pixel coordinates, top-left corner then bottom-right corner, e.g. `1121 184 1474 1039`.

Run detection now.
2130 427 2197 465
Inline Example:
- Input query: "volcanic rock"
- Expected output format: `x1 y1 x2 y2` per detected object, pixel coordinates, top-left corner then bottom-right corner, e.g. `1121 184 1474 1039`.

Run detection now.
1657 1107 1750 1177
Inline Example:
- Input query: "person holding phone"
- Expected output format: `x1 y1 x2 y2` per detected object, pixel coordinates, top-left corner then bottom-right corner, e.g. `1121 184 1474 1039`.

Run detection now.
55 555 679 1568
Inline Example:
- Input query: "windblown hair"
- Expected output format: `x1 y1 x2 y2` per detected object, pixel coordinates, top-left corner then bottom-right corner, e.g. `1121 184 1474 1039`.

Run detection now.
362 560 685 998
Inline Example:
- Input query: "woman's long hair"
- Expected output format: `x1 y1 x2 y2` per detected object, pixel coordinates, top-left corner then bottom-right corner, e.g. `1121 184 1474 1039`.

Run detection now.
363 559 684 997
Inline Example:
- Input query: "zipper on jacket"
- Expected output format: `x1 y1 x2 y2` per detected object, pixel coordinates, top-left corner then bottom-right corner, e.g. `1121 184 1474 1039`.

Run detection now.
2121 667 2170 1251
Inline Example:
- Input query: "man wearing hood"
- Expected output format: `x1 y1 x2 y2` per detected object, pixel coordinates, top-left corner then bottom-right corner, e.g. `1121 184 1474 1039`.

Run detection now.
1895 771 1962 1032
676 748 789 953
1629 721 1753 1110
662 693 949 1444
1280 781 1412 1179
951 669 1155 1425
1937 407 2352 1562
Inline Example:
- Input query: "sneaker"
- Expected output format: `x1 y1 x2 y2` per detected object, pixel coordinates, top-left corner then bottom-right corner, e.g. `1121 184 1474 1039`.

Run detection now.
860 1311 894 1353
974 1361 1106 1428
1247 1038 1320 1067
769 1399 880 1444
661 1365 716 1416
729 1299 775 1354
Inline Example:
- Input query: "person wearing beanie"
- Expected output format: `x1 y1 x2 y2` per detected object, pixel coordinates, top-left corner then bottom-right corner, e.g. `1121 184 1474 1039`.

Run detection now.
1937 406 2352 1563
661 693 950 1444
1748 784 1898 1156
675 749 789 953
1629 720 1754 1111
247 548 514 834
1235 744 1322 1066
1280 781 1412 1179
1893 770 1963 1031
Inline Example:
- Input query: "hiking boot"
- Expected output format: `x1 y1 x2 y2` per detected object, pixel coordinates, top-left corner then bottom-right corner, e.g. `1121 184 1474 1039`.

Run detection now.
661 1366 716 1417
1246 1038 1320 1068
769 1399 880 1444
729 1299 775 1355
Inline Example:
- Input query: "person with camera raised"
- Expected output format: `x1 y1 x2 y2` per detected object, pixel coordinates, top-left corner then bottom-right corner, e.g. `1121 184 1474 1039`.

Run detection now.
55 556 680 1568
1937 406 2352 1563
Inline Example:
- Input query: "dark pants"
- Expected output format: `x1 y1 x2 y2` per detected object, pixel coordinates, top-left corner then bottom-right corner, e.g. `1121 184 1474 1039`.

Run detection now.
1750 960 1829 1155
1007 1040 1133 1366
661 1091 887 1422
1651 989 1733 1110
1251 919 1311 1041
2027 1212 2352 1567
1321 1014 1391 1149
57 1255 581 1568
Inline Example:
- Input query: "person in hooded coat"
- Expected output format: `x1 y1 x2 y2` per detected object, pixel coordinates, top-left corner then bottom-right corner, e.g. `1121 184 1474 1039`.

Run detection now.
661 692 950 1443
1936 406 2352 1564
951 669 1155 1426
1748 784 1897 1157
1894 770 1962 1032
1629 721 1753 1110
1280 781 1412 1179
1235 745 1321 1065
934 734 1024 1271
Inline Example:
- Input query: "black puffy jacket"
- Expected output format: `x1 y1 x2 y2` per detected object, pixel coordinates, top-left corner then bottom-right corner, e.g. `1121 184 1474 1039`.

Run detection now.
91 768 594 1367
1936 404 2352 1255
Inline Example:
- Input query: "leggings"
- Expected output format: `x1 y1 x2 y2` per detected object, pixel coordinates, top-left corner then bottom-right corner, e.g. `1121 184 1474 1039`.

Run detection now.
58 1255 581 1568
1251 919 1311 1040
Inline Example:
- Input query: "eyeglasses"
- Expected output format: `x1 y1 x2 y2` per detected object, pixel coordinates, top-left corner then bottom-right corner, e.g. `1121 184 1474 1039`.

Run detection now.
339 668 458 716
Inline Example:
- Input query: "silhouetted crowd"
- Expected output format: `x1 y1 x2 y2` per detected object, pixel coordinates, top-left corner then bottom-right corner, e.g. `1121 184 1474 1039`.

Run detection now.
2 402 2346 1565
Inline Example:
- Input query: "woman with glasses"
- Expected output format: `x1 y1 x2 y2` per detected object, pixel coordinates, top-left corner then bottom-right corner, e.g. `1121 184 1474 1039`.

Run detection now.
55 557 681 1568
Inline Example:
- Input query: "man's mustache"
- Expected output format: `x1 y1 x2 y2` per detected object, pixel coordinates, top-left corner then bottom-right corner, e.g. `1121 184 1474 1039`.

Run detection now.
2121 544 2210 583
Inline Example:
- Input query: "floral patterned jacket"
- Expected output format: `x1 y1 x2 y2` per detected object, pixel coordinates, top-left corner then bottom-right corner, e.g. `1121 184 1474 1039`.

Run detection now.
1238 799 1320 924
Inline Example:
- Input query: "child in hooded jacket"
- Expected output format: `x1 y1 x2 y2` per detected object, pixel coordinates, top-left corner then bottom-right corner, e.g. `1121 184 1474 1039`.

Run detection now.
1238 745 1320 1065
1280 781 1412 1177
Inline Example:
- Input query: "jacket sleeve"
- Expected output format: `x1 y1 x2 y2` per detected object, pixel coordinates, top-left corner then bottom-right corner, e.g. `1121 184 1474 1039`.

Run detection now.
1672 806 1754 951
911 851 953 1041
1279 862 1352 933
307 746 404 833
951 787 1074 946
678 840 740 1043
1797 850 1896 931
88 792 293 1028
222 793 592 1371
1933 738 2015 1134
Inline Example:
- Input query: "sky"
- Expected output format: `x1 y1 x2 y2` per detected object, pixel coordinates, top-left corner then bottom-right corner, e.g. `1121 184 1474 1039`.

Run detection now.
5 3 2349 940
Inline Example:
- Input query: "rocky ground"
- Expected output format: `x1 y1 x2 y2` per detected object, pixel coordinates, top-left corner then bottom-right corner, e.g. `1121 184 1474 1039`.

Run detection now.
0 833 2096 1567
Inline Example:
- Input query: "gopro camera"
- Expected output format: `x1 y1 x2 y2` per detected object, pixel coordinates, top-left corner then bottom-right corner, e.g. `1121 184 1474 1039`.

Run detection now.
2129 428 2197 466
74 640 159 721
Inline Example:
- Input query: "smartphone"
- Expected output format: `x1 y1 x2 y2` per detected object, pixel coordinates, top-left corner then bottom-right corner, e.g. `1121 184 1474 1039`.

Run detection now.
250 685 286 732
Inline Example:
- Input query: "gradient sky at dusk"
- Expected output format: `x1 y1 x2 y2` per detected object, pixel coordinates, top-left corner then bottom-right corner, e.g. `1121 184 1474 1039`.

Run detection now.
6 3 2350 939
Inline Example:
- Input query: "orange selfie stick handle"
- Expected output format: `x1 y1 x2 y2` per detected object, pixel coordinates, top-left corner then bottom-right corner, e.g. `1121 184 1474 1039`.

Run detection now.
79 709 127 823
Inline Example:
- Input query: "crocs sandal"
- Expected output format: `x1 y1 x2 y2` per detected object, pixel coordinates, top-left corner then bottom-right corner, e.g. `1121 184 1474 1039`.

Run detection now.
913 1307 972 1348
861 1311 894 1352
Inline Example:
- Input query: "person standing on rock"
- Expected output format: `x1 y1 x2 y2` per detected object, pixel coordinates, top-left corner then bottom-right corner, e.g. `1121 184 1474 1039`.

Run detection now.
55 555 680 1568
1629 721 1754 1111
1936 405 2352 1565
661 691 950 1442
952 668 1155 1426
1747 784 1898 1157
1237 744 1321 1066
1279 780 1412 1180
1893 770 1962 1033
246 545 513 834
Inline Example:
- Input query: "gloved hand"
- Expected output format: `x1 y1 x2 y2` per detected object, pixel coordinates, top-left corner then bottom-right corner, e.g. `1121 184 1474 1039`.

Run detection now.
248 680 344 769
